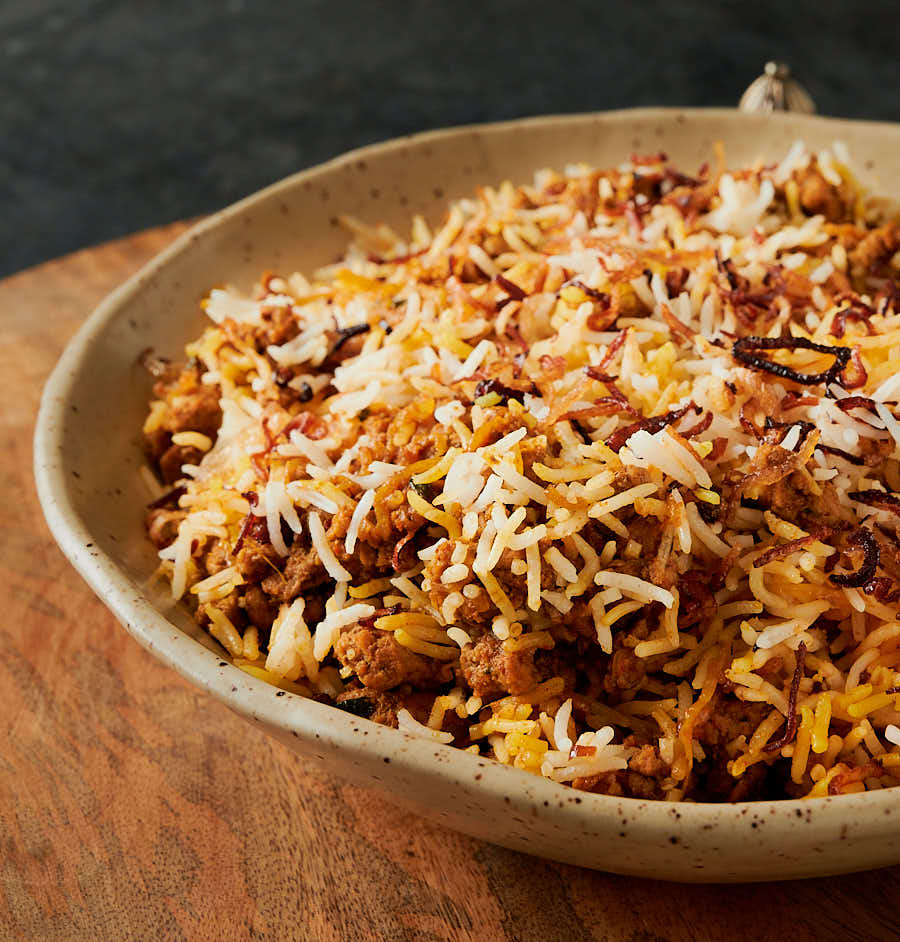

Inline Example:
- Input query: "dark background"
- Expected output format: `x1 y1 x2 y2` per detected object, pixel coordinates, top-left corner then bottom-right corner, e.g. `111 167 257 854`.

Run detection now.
3 0 900 277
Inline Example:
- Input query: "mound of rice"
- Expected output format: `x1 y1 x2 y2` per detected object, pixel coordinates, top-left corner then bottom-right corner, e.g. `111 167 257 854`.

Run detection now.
142 140 900 802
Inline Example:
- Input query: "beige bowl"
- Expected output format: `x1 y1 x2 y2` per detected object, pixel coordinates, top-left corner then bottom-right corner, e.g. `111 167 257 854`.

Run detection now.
34 108 900 882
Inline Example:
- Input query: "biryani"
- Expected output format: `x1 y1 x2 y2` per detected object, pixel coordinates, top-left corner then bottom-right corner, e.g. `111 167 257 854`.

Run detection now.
142 142 900 802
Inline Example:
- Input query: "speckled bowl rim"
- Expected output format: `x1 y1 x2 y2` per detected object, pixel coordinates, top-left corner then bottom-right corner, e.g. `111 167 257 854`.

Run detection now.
34 108 900 878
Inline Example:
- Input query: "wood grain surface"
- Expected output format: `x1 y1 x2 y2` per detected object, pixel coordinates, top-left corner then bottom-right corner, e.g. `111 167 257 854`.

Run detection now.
2 225 899 942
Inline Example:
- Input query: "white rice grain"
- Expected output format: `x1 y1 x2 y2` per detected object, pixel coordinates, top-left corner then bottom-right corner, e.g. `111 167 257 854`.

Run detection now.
554 699 574 753
594 571 675 608
397 708 455 744
345 488 376 555
308 511 352 581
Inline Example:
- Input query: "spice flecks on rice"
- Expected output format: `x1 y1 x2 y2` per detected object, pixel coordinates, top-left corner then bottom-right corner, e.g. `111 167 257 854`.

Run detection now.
143 142 900 802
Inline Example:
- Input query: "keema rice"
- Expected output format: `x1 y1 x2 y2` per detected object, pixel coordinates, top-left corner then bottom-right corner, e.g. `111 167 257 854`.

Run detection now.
143 142 900 801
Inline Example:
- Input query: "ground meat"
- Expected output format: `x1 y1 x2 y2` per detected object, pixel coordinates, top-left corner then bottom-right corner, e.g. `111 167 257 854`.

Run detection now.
456 635 578 700
694 695 769 751
334 688 403 724
146 507 183 549
333 688 467 740
144 366 223 475
203 541 230 577
570 772 619 796
795 165 854 223
676 569 718 629
329 498 423 577
645 544 679 594
234 530 280 583
857 434 896 467
458 635 541 698
196 589 245 631
849 221 900 277
572 768 667 800
260 497 424 604
755 655 784 683
736 461 861 534
356 406 455 469
603 643 646 699
545 599 603 645
825 760 884 796
168 381 222 438
333 622 454 693
261 537 329 602
628 742 670 779
157 444 204 485
574 736 725 801
721 437 814 525
662 178 716 221
483 548 535 617
254 304 300 349
763 472 817 524
575 739 671 801
242 585 279 630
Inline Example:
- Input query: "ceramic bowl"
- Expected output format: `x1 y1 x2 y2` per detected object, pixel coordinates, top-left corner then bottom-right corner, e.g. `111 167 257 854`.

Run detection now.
34 108 900 882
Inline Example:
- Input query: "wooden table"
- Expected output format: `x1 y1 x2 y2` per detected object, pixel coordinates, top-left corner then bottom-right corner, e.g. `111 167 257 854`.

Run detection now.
2 226 898 942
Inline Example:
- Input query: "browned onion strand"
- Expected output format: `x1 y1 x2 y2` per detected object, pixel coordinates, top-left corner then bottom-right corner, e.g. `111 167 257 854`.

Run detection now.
763 642 808 753
732 336 852 387
829 528 881 588
605 402 701 452
849 489 900 516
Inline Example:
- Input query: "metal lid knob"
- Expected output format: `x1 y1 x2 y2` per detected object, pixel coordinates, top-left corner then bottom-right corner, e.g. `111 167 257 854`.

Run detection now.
738 62 816 114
